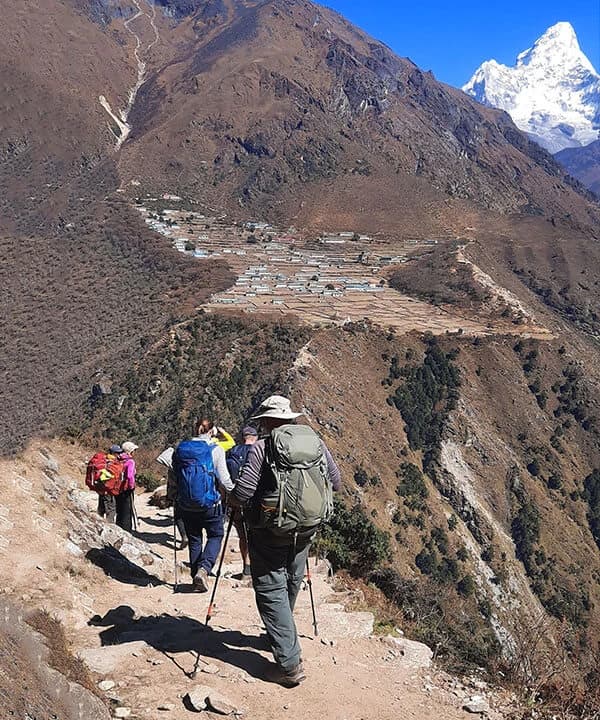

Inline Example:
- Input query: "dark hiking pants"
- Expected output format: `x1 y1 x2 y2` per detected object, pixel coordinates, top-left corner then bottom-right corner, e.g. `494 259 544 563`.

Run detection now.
97 494 116 523
116 490 133 533
180 504 224 578
248 529 311 671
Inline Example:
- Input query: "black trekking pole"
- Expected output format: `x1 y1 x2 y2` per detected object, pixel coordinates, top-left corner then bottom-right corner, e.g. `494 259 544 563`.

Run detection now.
205 508 235 627
173 507 179 592
306 557 318 637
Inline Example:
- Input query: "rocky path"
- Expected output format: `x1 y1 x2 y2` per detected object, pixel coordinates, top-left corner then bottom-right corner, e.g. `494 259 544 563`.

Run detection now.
0 442 507 719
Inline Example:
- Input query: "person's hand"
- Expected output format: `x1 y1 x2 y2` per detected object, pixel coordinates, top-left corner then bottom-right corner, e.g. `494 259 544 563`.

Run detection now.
228 492 241 508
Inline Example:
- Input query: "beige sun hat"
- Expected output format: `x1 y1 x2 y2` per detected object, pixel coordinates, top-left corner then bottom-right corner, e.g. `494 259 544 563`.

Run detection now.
251 395 303 421
122 441 139 453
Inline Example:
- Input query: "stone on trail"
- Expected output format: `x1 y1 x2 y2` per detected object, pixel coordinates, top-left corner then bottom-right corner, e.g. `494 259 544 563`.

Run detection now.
206 690 239 716
79 641 150 673
314 603 373 638
383 636 433 669
157 703 175 711
463 695 490 714
186 685 212 712
201 662 220 674
98 680 116 691
113 708 131 718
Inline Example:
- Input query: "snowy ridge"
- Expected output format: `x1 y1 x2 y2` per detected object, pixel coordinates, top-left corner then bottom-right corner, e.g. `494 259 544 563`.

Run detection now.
463 22 600 153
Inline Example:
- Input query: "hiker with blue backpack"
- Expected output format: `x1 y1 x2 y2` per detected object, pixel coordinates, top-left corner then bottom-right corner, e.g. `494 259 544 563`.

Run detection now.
231 395 341 688
172 418 234 593
226 426 259 585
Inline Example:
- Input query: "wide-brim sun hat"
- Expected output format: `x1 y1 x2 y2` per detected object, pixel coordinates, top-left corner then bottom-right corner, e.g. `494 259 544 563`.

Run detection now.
122 441 139 453
251 395 303 421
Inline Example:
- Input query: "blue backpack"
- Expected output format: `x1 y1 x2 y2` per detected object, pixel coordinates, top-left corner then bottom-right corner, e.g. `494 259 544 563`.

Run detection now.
226 444 252 482
173 440 220 510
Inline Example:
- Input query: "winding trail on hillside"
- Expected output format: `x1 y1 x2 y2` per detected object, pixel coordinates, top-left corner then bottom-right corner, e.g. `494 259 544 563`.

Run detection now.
99 0 159 150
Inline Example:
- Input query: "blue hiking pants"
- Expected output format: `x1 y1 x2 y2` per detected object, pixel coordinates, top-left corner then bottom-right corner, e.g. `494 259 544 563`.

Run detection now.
179 504 224 578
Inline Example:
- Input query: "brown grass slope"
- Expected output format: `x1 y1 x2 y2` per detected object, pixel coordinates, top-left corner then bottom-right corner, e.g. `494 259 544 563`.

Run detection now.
0 1 235 454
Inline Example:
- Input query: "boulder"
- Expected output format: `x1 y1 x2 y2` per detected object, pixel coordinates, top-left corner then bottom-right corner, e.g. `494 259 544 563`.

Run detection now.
384 636 433 669
185 685 212 712
149 485 170 509
463 695 490 714
79 642 150 674
207 690 238 716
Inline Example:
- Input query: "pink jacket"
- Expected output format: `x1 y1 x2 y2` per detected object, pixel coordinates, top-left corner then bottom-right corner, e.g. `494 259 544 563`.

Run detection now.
121 454 136 490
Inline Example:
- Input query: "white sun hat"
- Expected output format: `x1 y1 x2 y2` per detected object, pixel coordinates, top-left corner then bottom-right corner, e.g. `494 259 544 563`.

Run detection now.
251 395 303 420
122 441 139 453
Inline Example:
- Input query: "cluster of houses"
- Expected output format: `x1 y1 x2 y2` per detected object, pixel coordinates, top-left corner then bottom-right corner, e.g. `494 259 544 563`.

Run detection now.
137 201 439 317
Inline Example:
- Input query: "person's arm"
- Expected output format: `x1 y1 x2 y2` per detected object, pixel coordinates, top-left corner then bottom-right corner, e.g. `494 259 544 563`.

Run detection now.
322 443 341 491
215 428 235 453
166 467 177 504
232 441 266 505
212 445 234 493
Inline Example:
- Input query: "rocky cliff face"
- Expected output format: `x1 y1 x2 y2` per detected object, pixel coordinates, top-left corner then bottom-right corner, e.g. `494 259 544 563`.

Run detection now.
463 22 600 153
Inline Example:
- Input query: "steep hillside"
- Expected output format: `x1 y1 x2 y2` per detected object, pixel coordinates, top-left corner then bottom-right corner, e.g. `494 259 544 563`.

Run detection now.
120 0 599 230
556 139 600 196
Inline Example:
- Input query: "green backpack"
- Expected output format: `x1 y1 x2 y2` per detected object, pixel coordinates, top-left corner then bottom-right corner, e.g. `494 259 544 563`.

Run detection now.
256 424 333 536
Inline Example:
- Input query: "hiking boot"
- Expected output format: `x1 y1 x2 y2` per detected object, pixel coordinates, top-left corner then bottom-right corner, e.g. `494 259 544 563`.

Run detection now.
269 662 306 687
192 568 209 593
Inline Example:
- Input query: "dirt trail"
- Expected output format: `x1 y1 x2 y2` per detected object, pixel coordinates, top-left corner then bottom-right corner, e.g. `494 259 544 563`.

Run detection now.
100 0 159 149
0 442 510 719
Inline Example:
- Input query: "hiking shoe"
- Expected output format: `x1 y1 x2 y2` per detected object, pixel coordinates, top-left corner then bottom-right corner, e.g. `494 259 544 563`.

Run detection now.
269 662 306 687
192 568 209 593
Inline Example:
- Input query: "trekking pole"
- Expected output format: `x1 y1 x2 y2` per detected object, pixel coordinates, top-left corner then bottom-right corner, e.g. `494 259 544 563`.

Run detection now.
131 492 138 532
306 557 318 637
205 508 235 627
173 507 179 592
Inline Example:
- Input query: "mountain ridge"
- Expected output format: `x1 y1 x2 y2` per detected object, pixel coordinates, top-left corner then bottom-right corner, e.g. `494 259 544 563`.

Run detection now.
463 21 600 153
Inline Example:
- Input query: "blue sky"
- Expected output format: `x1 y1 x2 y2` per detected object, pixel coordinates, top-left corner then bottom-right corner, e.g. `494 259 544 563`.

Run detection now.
321 0 600 87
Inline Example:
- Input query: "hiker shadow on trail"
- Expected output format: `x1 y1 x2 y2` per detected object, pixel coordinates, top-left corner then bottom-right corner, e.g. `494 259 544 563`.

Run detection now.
86 547 164 587
88 605 272 680
138 514 173 529
131 529 174 548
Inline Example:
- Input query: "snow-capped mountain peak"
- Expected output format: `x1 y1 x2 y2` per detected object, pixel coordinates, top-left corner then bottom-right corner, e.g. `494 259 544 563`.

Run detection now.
463 22 600 153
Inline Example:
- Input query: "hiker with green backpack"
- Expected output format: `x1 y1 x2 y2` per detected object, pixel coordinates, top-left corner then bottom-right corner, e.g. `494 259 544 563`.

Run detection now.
232 395 341 688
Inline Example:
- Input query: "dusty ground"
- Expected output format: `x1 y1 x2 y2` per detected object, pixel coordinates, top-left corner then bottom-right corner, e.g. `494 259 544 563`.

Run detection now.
0 441 513 719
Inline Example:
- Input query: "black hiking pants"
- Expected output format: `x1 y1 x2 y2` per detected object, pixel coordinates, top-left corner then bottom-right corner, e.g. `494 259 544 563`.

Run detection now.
116 489 133 532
